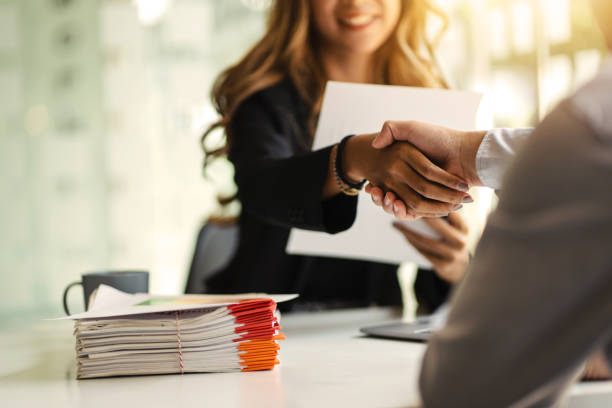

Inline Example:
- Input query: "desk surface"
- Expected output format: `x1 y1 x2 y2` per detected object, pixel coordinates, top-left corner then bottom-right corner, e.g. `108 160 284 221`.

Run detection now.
1 308 611 408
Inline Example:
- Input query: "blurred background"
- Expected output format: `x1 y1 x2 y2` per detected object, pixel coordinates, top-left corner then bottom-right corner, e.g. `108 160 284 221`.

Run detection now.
0 0 606 322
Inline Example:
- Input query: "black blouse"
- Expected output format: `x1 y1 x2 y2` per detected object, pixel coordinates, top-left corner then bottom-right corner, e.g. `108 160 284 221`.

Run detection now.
206 79 448 312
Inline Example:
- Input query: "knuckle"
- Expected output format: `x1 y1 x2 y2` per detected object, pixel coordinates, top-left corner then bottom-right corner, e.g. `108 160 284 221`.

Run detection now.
389 161 403 176
403 198 416 211
420 165 433 179
405 197 420 211
383 175 395 188
418 182 432 196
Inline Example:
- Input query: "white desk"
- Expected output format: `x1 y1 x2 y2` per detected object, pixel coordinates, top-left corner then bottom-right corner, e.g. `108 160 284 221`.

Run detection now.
1 308 611 408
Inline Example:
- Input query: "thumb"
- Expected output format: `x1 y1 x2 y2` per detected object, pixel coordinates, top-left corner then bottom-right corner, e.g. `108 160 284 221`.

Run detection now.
372 121 396 149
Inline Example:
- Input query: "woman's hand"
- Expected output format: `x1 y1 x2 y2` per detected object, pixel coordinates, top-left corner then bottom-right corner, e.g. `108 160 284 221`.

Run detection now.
392 212 470 284
342 133 472 219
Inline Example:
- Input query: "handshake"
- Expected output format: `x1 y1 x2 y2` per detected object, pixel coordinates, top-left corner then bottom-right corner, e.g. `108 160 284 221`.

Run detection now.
346 121 487 219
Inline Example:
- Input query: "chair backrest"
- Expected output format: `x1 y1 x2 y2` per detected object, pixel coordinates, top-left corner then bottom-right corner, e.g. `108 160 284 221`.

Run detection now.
184 220 239 294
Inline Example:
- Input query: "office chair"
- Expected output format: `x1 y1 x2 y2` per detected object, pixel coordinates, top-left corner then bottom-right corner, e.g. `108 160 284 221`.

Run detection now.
184 217 239 293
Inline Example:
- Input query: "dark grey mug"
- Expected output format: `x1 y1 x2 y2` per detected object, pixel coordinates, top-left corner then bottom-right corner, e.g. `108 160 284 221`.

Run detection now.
62 270 149 315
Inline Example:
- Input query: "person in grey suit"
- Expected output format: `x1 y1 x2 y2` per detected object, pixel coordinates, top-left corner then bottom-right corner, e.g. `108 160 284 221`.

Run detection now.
364 0 612 405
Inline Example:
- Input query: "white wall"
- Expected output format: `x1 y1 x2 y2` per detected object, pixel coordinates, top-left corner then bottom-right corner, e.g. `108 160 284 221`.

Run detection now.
0 0 266 320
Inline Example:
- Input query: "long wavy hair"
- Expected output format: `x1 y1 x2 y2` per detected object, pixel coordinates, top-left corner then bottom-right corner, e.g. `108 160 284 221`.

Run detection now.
203 0 449 205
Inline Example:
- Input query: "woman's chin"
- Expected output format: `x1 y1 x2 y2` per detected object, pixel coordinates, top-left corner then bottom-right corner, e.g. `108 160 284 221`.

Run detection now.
338 42 386 57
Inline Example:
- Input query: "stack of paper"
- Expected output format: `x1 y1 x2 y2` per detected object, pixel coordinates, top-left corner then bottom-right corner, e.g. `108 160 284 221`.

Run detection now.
63 285 296 379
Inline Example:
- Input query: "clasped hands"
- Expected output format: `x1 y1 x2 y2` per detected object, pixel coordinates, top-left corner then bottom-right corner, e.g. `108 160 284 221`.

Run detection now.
347 121 486 220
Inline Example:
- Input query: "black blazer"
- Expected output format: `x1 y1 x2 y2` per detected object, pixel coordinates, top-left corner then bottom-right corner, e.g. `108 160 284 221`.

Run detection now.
206 79 449 312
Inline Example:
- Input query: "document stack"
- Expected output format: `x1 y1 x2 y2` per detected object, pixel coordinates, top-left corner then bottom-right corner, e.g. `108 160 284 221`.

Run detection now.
64 285 295 379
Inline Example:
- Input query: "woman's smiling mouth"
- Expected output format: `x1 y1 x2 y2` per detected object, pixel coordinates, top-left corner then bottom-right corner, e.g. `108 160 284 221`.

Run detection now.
337 14 379 30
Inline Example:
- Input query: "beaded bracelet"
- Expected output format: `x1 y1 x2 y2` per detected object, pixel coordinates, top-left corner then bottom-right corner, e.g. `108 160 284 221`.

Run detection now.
333 135 366 196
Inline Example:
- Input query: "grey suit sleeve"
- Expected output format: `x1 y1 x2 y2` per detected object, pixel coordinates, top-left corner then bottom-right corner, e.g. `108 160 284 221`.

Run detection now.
419 102 612 408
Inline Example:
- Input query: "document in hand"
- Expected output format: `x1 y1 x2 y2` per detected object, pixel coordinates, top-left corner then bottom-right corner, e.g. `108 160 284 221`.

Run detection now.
286 82 482 267
64 285 297 379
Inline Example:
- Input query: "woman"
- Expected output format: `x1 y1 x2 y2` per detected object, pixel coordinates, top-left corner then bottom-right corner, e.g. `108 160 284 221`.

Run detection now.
202 0 471 312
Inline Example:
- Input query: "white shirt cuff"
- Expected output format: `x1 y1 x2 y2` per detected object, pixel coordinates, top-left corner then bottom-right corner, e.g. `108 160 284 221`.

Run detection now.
476 128 533 189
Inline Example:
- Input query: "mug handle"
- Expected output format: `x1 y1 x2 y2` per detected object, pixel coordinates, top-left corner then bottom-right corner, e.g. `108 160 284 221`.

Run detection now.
62 281 82 315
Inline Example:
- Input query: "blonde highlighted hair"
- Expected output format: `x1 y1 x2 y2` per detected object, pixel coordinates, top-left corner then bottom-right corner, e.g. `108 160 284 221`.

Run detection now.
203 0 448 197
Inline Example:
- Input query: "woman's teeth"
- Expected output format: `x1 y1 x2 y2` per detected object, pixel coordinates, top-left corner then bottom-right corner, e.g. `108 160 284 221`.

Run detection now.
339 15 375 27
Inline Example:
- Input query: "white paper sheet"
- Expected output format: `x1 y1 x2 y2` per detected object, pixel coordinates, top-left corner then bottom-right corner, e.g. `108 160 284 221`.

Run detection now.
286 81 482 267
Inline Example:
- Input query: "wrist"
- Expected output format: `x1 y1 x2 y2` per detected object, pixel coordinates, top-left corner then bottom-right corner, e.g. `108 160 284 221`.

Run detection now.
342 133 374 183
460 130 487 187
